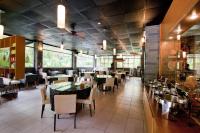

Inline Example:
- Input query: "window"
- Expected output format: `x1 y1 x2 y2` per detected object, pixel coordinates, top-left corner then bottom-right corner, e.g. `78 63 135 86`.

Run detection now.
25 43 34 67
187 54 200 74
117 55 141 68
96 56 113 68
76 54 94 67
43 45 72 68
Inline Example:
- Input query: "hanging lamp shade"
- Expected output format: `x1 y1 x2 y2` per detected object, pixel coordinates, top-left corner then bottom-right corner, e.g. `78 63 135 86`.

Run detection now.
0 25 4 36
57 4 65 28
177 35 181 40
60 44 64 50
182 51 187 58
113 48 116 55
103 40 107 50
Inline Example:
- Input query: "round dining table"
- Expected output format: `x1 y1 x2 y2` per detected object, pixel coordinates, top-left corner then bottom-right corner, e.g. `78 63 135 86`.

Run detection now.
49 82 91 111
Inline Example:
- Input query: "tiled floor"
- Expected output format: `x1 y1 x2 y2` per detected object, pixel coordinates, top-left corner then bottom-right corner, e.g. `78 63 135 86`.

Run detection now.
0 77 145 133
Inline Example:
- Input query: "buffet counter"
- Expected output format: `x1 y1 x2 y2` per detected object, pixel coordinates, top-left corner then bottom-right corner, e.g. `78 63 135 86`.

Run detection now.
143 81 200 133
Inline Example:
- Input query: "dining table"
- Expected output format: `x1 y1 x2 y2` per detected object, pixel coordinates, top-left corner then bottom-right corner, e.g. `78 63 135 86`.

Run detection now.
49 82 91 111
47 74 74 84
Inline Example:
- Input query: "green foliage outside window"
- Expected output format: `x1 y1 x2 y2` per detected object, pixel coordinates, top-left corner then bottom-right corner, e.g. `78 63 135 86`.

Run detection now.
43 50 72 67
76 54 94 67
25 46 34 67
43 45 72 68
117 55 141 68
96 56 113 68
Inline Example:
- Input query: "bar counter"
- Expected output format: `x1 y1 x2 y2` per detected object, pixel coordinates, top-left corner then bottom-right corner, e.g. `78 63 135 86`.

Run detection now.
143 85 200 133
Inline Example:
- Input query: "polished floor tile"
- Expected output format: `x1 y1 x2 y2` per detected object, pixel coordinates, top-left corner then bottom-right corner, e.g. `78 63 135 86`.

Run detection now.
0 77 145 133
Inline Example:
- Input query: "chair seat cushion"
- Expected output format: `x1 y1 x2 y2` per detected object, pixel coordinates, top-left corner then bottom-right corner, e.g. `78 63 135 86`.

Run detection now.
77 99 91 104
44 97 50 104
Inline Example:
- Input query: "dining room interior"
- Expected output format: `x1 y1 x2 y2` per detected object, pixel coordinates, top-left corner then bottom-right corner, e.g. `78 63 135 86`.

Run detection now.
0 0 200 133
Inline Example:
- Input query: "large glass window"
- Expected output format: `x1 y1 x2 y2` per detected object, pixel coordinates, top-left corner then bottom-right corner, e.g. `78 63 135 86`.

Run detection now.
96 56 113 68
25 43 34 67
43 45 72 68
76 54 94 67
117 55 141 68
187 54 200 74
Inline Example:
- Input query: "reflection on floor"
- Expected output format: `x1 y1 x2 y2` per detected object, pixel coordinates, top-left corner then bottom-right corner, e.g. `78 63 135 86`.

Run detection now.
0 77 145 133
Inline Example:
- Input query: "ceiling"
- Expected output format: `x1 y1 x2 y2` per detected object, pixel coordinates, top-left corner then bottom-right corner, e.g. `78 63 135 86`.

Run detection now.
0 0 172 55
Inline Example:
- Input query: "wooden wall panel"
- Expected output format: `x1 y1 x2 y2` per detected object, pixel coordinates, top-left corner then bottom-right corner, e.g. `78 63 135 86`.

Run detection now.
143 89 157 133
159 0 198 77
159 40 181 79
16 36 25 79
161 0 198 41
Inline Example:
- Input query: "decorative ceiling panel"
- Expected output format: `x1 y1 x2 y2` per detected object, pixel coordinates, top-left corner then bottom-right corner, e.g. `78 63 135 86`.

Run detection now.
0 0 172 54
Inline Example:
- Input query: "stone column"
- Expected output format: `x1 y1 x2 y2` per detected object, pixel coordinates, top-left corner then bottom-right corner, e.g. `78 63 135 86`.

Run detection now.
144 25 160 81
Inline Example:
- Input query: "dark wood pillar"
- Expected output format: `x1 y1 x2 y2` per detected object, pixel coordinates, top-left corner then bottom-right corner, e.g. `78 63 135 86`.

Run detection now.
34 41 43 73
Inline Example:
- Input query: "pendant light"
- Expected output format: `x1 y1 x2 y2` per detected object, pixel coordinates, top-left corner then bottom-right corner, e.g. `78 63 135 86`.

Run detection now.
177 34 181 40
0 10 4 36
57 1 65 29
182 51 187 58
113 48 116 55
103 40 107 50
60 42 64 50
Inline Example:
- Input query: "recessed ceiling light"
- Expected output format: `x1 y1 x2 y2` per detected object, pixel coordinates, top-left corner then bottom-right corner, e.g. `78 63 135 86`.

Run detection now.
190 10 198 20
176 25 182 34
98 22 101 25
169 36 173 40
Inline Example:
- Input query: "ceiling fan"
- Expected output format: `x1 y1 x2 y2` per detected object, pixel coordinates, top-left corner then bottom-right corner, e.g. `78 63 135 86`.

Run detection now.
64 23 85 39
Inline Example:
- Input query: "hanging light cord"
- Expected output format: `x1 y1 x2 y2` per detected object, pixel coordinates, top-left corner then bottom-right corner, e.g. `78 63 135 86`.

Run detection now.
0 10 2 25
61 34 64 44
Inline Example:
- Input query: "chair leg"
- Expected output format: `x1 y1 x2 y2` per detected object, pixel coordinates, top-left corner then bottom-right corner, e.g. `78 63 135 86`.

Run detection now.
57 114 60 119
74 113 76 128
54 114 56 131
41 104 45 118
89 104 92 117
26 83 28 89
93 100 96 111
